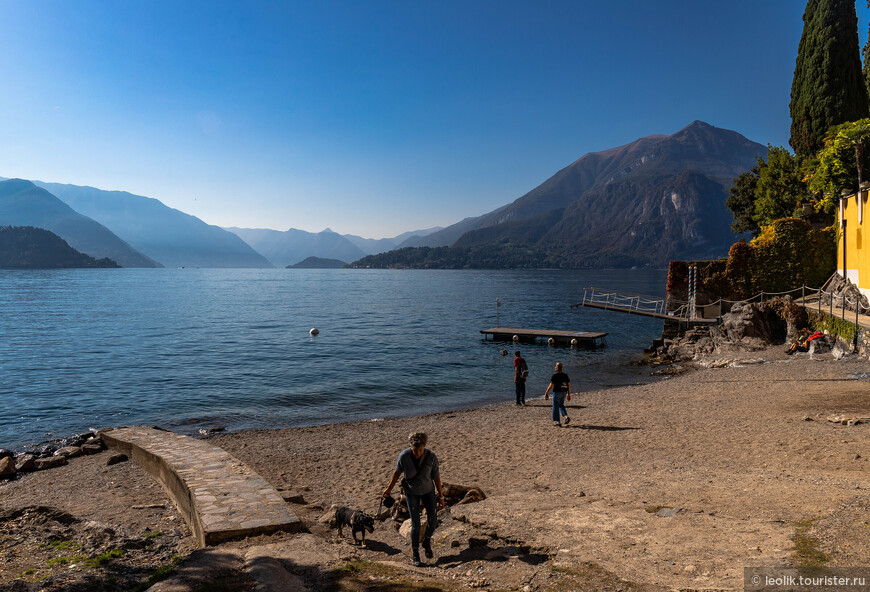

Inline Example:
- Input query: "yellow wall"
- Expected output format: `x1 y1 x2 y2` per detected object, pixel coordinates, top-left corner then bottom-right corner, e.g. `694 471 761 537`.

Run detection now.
839 189 870 296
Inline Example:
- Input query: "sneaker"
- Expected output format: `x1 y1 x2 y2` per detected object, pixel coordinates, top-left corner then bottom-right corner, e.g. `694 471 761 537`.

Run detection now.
553 421 561 427
412 551 423 567
564 416 570 425
422 538 433 558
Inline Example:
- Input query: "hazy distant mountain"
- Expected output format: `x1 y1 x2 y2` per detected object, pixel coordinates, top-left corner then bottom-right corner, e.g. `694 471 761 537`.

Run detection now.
0 179 159 267
0 225 120 269
29 181 273 268
287 256 346 269
351 121 767 269
227 227 365 267
343 226 445 255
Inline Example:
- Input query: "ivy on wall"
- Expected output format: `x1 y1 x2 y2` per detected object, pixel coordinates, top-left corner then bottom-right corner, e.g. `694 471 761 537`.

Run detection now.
668 218 836 303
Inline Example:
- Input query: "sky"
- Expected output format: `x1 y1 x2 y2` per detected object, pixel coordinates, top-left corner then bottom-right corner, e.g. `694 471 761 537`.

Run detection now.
1 1 869 238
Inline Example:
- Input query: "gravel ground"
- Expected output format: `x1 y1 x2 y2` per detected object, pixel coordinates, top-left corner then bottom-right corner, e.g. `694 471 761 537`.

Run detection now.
2 346 870 591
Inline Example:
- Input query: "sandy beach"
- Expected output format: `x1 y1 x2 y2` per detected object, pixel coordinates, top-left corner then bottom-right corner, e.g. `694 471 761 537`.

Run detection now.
3 346 870 591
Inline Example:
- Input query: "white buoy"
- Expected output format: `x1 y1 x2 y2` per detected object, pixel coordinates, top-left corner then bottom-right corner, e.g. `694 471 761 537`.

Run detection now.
571 338 578 346
512 335 519 342
309 327 319 336
548 337 555 346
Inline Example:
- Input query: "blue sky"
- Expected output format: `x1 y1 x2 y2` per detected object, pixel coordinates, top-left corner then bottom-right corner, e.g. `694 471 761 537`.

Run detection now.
1 1 868 238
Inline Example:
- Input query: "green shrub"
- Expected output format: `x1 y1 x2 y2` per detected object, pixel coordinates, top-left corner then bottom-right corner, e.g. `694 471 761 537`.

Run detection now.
669 219 835 303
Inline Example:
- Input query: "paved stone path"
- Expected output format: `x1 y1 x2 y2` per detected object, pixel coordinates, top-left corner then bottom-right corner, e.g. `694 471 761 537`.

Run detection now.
101 426 301 546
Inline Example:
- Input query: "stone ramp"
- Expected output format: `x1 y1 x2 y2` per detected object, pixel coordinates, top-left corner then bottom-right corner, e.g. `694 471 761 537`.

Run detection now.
101 426 302 546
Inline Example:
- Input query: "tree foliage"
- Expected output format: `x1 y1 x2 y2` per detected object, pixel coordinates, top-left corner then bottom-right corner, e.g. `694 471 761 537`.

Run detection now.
725 166 760 236
753 146 811 228
863 0 870 99
670 220 836 302
807 118 870 213
790 0 869 157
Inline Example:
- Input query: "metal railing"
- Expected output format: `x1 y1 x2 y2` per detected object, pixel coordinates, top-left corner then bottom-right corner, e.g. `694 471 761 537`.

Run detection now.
578 287 681 317
578 273 870 328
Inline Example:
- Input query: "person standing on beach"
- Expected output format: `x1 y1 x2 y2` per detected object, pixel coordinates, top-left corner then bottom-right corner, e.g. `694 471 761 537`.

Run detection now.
382 432 445 567
544 362 571 427
513 350 528 406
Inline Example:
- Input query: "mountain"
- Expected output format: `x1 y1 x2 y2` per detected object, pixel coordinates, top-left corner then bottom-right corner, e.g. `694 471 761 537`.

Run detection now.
227 227 366 267
351 121 767 269
27 181 273 268
0 179 160 267
287 256 347 269
0 225 120 269
343 226 445 255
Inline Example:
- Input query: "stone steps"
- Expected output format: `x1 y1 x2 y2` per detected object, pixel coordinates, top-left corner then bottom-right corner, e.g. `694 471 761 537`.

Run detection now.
101 426 301 546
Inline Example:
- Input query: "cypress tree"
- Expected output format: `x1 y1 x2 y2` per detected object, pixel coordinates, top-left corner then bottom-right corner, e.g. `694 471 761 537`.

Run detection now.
790 0 869 158
864 1 870 98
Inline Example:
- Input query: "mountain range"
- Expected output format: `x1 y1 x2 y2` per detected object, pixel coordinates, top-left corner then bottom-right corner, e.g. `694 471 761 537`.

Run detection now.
355 121 766 268
0 225 120 269
1 121 765 269
224 226 443 268
0 179 159 267
31 181 272 268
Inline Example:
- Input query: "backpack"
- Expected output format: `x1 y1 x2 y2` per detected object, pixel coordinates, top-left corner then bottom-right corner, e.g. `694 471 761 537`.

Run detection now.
520 359 529 379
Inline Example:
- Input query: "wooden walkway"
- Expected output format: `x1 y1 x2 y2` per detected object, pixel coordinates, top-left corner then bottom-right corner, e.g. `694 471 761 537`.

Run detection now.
480 327 607 345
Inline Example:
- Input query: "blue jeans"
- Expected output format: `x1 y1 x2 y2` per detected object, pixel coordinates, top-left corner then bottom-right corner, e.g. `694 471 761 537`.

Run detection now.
405 490 437 549
552 391 568 422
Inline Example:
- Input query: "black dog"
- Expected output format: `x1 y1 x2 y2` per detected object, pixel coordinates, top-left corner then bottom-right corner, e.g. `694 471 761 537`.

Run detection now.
334 506 375 547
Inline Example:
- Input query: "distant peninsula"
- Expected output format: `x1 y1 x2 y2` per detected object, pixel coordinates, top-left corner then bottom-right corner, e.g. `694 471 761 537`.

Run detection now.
286 256 347 269
0 226 120 269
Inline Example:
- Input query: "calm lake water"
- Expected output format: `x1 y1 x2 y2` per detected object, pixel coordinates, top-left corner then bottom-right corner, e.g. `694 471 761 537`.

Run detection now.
0 268 668 450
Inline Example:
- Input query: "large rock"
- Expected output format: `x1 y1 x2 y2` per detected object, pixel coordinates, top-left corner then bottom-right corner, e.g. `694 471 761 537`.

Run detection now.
0 449 14 459
14 454 36 472
721 302 781 348
81 441 104 455
34 456 68 470
0 456 16 478
54 446 82 458
822 274 869 314
399 517 428 544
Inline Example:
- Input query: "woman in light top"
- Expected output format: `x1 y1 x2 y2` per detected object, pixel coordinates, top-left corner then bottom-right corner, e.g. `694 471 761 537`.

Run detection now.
382 432 445 567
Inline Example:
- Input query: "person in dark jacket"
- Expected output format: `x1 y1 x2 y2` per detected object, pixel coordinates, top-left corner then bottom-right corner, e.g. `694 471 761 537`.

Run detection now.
544 361 571 427
514 350 527 405
382 432 444 566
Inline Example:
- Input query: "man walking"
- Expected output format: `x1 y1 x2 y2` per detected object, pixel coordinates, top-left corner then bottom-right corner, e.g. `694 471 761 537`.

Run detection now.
514 350 528 406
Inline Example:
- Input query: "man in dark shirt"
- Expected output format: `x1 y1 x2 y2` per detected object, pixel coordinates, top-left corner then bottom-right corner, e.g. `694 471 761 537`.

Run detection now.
544 361 571 427
513 350 527 406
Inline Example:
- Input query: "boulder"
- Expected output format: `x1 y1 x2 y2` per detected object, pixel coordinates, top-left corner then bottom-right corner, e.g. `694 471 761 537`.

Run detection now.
399 517 428 544
721 302 781 348
280 491 307 504
54 446 82 458
106 453 128 466
80 442 104 455
14 454 36 472
0 457 16 478
442 482 487 506
0 449 13 459
317 505 337 526
35 456 68 470
822 274 870 314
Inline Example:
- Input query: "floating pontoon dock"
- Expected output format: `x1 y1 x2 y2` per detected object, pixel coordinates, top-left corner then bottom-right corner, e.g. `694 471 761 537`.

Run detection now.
480 328 607 346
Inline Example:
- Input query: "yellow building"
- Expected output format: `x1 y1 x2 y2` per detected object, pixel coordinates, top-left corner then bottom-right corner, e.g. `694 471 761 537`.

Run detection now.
839 181 870 295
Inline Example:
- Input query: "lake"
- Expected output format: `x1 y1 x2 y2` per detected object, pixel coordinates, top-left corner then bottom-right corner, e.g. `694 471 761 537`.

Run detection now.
0 268 668 450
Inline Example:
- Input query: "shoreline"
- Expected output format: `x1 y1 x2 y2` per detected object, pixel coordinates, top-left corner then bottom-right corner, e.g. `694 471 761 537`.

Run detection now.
1 350 665 456
4 345 870 590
